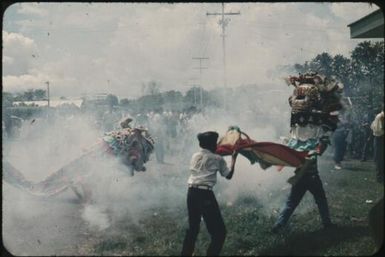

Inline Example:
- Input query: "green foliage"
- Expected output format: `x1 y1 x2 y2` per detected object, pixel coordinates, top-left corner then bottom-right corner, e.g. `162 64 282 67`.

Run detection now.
312 52 334 77
2 92 14 108
34 89 47 100
23 89 35 101
9 89 48 101
120 98 130 106
141 81 161 96
106 94 119 107
293 41 384 121
123 86 220 114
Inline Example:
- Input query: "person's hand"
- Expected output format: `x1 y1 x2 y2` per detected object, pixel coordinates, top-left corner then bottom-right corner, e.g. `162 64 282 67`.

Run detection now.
226 171 234 180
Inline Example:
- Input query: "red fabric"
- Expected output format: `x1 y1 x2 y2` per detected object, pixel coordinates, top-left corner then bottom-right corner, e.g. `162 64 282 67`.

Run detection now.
216 138 308 168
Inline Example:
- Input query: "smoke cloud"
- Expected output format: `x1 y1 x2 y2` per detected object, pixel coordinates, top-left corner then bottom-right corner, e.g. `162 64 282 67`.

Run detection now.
2 76 320 255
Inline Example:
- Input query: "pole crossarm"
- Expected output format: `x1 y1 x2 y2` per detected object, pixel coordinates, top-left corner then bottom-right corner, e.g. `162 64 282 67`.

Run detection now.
206 12 240 16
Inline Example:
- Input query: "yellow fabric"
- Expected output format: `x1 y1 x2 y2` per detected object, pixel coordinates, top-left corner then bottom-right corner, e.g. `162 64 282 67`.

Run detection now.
218 129 241 146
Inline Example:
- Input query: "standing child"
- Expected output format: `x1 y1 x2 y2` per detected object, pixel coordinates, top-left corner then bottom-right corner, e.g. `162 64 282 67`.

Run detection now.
181 131 237 256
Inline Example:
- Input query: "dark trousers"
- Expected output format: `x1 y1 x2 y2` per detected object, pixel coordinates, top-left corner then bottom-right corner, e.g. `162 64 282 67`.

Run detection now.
275 171 331 227
181 188 226 256
333 139 347 164
361 130 373 160
368 197 384 249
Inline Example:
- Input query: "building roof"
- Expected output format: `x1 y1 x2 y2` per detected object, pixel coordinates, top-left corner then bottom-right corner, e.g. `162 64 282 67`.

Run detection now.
347 9 384 38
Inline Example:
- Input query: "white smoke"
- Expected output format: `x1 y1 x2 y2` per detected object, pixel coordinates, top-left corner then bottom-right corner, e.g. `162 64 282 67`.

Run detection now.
3 76 314 255
81 204 110 231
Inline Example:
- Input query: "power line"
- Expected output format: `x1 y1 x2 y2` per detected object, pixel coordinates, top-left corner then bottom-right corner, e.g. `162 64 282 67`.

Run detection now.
187 77 199 106
192 57 209 107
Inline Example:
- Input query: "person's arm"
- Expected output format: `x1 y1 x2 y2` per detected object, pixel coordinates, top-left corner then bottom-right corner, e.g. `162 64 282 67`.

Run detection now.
225 151 238 180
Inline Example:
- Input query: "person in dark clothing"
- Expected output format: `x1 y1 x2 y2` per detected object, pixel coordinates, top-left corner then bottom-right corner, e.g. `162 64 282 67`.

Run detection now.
272 158 334 233
333 123 349 170
360 122 374 161
181 131 237 256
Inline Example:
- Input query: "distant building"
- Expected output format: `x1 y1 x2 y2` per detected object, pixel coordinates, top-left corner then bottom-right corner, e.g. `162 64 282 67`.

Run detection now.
348 9 384 38
13 99 83 108
80 93 111 110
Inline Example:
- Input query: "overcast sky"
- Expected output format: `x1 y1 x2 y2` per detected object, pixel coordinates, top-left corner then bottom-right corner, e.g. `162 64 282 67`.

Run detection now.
2 2 381 98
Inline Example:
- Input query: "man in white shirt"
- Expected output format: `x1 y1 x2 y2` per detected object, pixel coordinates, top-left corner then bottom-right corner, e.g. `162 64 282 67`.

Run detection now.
371 108 384 183
181 131 237 256
368 107 384 252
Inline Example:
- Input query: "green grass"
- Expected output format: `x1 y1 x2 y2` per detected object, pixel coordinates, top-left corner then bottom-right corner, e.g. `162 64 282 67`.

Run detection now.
77 159 383 256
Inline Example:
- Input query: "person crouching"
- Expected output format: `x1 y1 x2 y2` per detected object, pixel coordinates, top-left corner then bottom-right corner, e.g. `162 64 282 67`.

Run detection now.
181 131 237 256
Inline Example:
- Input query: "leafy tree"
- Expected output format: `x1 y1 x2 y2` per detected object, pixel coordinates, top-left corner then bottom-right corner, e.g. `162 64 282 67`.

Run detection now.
351 41 384 77
23 89 35 101
34 89 47 100
350 41 384 115
142 81 161 96
2 92 14 108
120 98 130 106
311 52 334 76
292 40 384 123
332 54 352 95
293 62 310 74
105 94 119 107
185 86 200 106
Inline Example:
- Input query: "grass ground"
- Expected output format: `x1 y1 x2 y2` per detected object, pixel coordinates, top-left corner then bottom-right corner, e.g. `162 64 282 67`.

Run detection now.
76 158 383 256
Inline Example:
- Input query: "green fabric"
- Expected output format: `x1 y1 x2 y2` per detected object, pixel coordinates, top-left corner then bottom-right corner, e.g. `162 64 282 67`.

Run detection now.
287 138 319 160
287 138 318 152
228 125 241 132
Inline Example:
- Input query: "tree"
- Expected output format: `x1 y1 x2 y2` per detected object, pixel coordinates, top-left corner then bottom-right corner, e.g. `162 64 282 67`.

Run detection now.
332 54 352 95
2 92 14 108
311 52 334 77
34 89 47 100
185 87 200 106
351 41 384 77
350 41 384 115
120 98 130 106
23 89 35 101
142 81 161 96
291 41 384 124
293 61 311 74
105 94 119 108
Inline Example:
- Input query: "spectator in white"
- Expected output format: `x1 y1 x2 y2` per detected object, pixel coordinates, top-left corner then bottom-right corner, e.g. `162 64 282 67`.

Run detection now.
370 108 384 183
368 107 384 253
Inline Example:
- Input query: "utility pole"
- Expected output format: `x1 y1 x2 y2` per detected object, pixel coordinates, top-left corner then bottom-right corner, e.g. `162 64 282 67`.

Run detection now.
207 3 240 109
192 57 209 108
46 81 50 108
188 77 199 106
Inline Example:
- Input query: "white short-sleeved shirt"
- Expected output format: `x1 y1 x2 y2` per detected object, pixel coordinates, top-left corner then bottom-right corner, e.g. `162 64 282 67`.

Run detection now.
371 112 384 137
187 149 231 188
